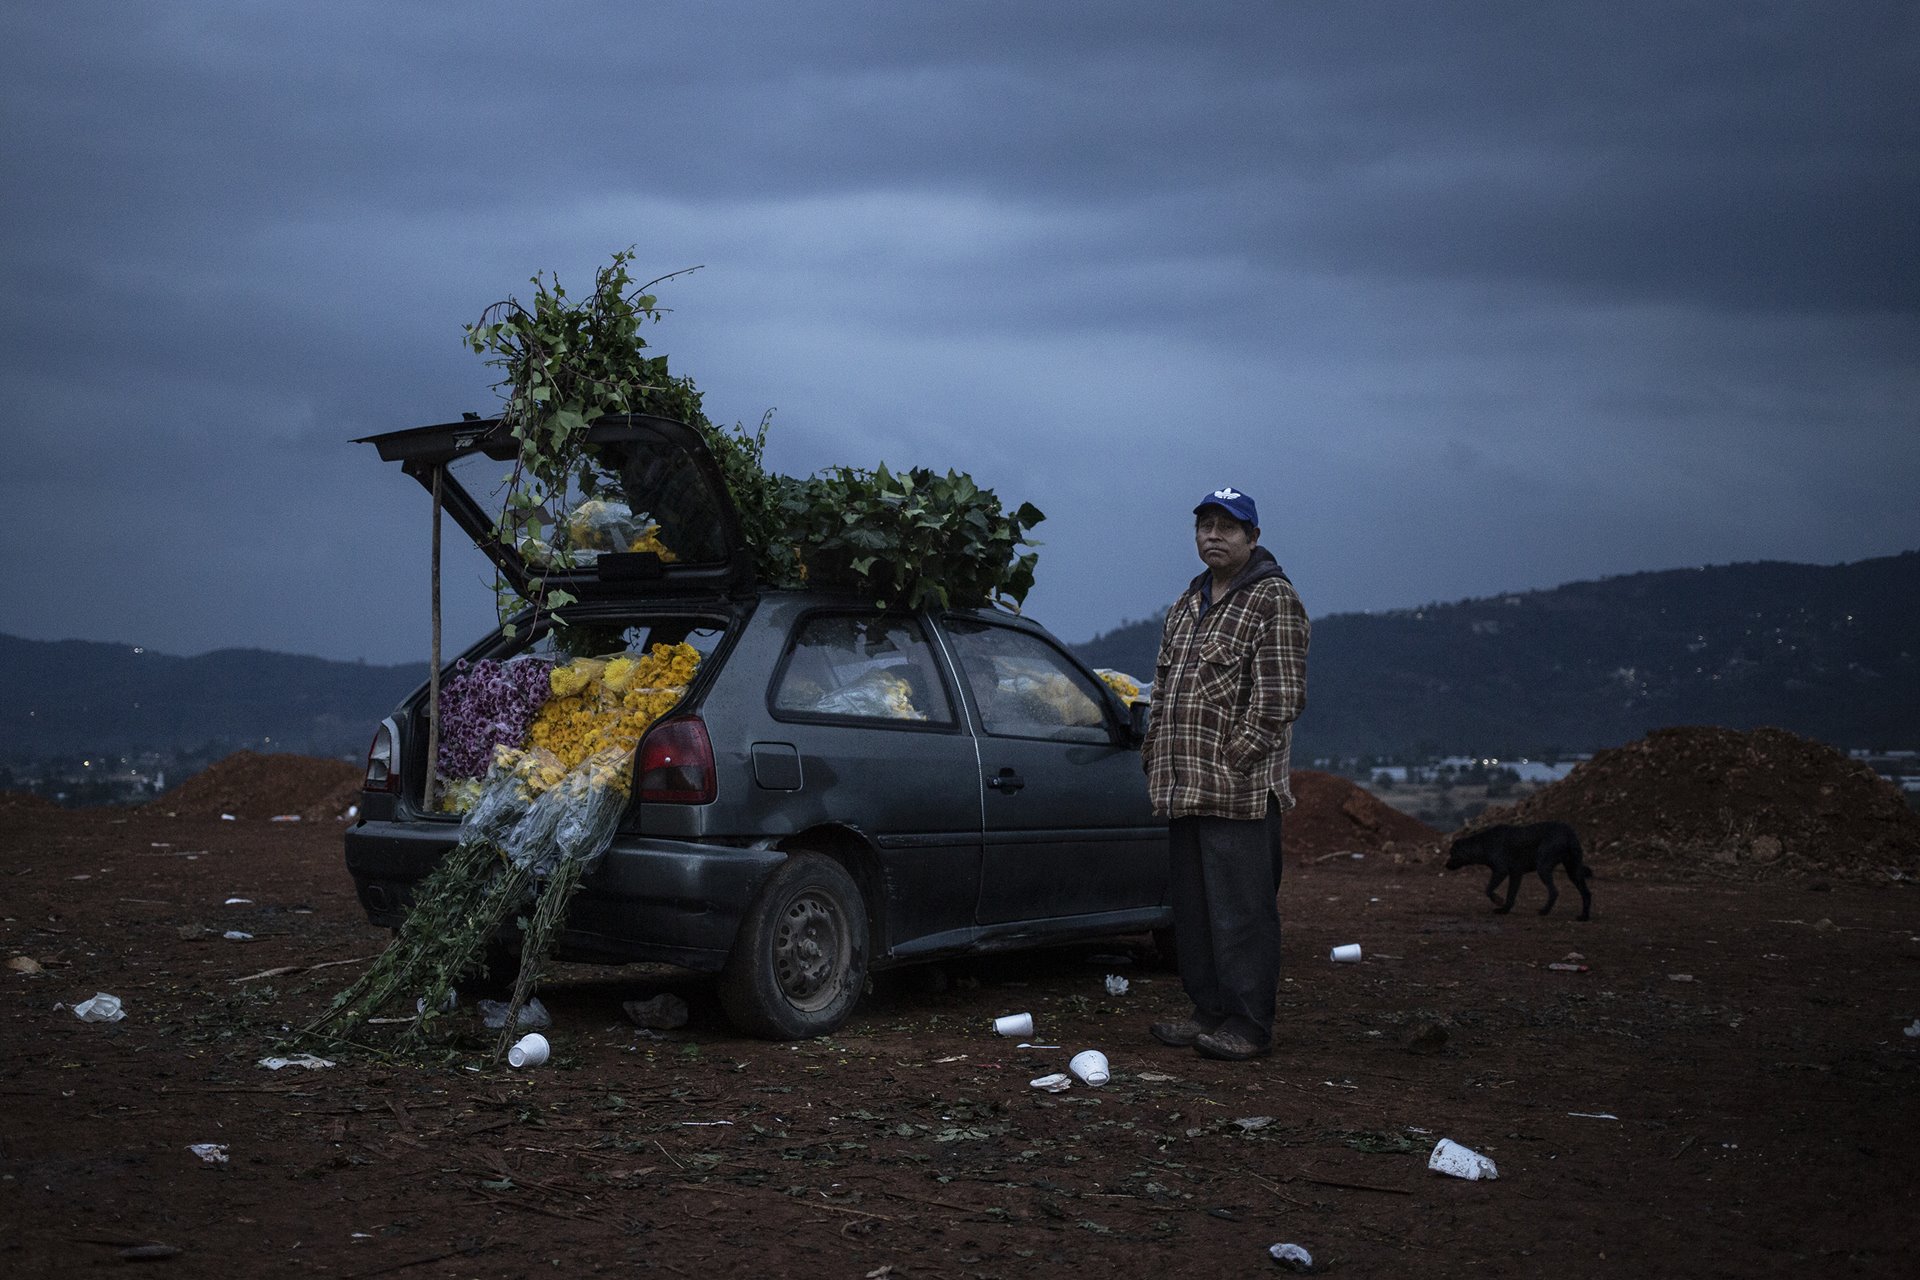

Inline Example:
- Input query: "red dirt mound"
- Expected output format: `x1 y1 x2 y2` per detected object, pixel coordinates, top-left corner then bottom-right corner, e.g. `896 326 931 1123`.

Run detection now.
1287 769 1441 860
143 750 362 822
1466 725 1920 883
0 791 61 815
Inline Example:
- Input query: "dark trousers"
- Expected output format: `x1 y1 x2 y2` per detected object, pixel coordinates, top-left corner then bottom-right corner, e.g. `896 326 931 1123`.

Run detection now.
1168 795 1284 1046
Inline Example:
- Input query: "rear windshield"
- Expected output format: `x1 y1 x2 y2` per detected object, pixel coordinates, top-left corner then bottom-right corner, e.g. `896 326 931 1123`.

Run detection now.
445 434 731 570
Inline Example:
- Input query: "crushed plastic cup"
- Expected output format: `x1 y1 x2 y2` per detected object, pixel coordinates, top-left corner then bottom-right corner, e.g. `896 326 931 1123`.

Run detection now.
187 1142 229 1165
1329 943 1362 964
1029 1072 1072 1093
507 1033 550 1069
994 1012 1034 1038
72 993 125 1023
1268 1242 1314 1271
1104 974 1130 996
1428 1137 1499 1180
1069 1049 1110 1086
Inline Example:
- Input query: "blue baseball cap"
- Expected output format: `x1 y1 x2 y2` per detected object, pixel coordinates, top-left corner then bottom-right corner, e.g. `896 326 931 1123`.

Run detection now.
1193 486 1258 527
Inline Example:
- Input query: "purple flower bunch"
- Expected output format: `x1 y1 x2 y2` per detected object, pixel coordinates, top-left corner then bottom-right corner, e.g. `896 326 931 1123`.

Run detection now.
436 654 555 779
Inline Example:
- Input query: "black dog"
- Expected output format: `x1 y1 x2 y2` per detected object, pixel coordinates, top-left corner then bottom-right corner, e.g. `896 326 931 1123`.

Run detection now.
1444 822 1592 920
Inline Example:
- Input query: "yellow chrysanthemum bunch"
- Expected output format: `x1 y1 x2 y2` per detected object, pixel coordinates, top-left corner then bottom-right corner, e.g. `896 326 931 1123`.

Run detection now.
435 777 484 814
1034 672 1100 724
526 642 703 785
878 674 925 720
565 499 624 550
1096 668 1143 704
626 525 678 562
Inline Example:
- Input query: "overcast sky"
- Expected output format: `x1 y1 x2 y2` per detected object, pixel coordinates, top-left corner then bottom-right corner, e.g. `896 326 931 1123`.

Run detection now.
4 1 1915 665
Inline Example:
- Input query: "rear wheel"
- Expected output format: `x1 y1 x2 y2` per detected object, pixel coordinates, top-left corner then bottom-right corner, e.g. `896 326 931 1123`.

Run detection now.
719 853 867 1039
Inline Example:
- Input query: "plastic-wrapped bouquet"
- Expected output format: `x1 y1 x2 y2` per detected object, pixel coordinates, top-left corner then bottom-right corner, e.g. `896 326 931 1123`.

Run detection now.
1095 668 1146 704
309 642 703 1058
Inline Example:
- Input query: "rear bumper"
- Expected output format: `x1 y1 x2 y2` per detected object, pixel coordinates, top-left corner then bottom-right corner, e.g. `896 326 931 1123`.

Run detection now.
344 821 787 972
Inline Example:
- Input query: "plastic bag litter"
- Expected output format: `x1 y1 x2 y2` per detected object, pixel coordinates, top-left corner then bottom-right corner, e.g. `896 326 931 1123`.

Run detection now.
72 993 125 1023
1269 1242 1313 1271
187 1143 229 1165
258 1054 336 1071
478 996 551 1030
416 990 459 1015
623 993 690 1031
1104 974 1130 996
1428 1137 1499 1180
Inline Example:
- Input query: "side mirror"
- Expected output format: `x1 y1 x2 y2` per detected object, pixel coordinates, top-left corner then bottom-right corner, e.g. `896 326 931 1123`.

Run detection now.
1126 699 1151 745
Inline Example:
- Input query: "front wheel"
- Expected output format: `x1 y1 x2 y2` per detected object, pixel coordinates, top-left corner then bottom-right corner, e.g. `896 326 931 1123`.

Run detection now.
719 853 868 1039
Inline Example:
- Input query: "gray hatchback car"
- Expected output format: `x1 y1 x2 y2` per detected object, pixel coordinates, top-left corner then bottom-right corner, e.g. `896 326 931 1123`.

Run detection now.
346 413 1168 1038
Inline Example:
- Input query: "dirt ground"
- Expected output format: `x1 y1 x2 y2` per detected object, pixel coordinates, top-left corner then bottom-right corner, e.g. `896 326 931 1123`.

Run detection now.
3 782 1917 1279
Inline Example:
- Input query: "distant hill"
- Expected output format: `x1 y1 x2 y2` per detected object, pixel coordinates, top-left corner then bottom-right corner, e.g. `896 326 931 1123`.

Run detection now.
8 551 1918 766
0 635 427 760
1074 552 1920 760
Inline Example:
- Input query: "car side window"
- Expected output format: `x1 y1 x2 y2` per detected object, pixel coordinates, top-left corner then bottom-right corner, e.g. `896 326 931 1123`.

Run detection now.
943 619 1112 743
772 614 955 726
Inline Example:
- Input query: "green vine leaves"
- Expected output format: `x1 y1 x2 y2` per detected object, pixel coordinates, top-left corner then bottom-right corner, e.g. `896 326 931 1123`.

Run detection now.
462 249 703 632
463 249 1045 622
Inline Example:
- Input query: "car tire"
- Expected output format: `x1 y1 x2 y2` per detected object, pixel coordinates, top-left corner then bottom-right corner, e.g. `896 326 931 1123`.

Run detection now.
719 852 868 1040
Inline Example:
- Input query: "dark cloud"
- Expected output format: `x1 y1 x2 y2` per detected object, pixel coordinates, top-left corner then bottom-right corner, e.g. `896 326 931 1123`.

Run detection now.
0 1 1914 663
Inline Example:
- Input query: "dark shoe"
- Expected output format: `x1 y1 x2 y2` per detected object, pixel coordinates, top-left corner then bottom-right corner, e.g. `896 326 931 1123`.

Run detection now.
1194 1028 1271 1061
1149 1017 1218 1048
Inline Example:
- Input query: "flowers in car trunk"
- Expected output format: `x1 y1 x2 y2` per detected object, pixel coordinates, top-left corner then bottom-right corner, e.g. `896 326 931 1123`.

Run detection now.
527 642 703 780
435 655 556 780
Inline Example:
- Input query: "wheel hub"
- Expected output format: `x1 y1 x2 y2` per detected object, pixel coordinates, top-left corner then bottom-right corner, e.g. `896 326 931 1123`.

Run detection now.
772 891 845 1006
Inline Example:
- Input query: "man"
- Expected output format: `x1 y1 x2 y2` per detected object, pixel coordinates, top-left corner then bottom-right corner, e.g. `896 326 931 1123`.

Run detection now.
1141 485 1309 1061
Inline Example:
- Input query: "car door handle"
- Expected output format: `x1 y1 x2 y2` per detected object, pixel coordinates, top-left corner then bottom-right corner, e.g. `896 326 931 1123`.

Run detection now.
986 768 1026 793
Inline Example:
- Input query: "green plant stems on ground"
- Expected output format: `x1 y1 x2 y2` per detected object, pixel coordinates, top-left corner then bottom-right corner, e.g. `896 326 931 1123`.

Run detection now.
492 854 591 1061
302 839 529 1045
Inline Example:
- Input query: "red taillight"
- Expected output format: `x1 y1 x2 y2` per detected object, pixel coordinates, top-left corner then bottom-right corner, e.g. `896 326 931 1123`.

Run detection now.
362 723 398 793
637 716 716 804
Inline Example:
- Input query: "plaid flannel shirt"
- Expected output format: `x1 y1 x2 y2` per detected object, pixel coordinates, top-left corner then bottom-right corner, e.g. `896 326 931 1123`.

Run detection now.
1142 554 1309 820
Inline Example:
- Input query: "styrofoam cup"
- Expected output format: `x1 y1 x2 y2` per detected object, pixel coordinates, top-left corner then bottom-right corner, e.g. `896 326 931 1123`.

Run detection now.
1069 1049 1110 1086
507 1032 550 1069
994 1012 1034 1038
1330 943 1363 964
